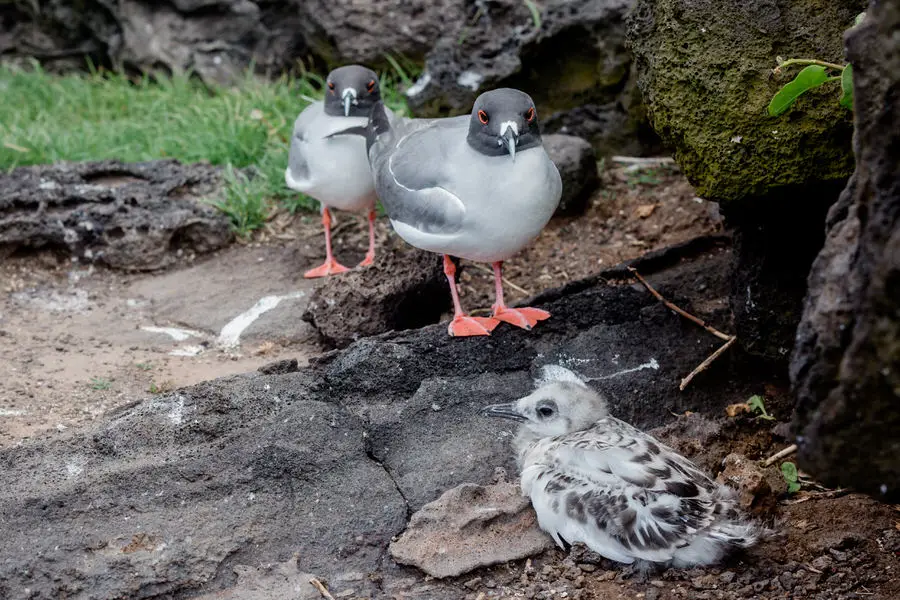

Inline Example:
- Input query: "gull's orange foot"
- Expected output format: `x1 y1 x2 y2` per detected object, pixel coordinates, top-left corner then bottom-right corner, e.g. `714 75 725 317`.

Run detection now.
492 306 551 330
357 254 375 268
448 315 500 337
304 259 350 278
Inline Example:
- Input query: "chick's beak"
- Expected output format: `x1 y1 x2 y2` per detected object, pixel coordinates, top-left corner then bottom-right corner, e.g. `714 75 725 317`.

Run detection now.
480 402 528 422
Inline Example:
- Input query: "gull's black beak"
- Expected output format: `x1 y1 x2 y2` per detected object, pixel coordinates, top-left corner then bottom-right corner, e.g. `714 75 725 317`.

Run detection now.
480 402 527 422
501 128 518 162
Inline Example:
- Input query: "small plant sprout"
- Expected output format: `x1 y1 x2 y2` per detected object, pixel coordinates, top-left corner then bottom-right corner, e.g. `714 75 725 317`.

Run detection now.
767 12 865 116
135 362 153 371
781 461 802 494
747 395 775 421
89 377 111 390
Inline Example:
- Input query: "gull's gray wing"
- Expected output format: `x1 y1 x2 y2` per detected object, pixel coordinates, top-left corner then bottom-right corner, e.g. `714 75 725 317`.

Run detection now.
373 116 469 235
286 103 322 184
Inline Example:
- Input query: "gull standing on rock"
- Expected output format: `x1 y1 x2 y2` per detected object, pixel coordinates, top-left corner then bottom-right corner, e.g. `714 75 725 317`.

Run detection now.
333 88 562 336
481 368 763 568
285 65 389 278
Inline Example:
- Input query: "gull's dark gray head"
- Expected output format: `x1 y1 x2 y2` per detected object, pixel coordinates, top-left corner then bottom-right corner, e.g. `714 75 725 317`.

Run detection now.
481 380 609 437
323 65 382 118
466 88 543 161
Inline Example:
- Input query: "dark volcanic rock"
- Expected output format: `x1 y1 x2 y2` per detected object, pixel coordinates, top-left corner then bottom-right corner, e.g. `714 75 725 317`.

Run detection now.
302 237 449 349
543 134 600 216
0 241 770 599
1 1 463 84
790 2 900 502
0 159 233 270
404 0 659 156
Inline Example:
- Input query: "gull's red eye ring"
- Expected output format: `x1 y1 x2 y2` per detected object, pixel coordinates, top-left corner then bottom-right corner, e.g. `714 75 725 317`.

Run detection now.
478 110 489 125
366 80 376 93
327 81 336 94
525 107 535 122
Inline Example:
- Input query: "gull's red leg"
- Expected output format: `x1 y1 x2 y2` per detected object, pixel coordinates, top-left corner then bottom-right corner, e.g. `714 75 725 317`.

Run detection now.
304 206 350 278
443 255 499 337
490 261 550 330
358 208 377 267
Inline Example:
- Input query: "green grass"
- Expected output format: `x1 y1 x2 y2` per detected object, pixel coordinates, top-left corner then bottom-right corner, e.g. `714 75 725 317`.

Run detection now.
0 61 410 235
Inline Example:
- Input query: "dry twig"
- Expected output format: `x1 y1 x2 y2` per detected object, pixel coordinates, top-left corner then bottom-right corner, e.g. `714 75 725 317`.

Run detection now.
679 337 737 391
763 443 798 467
627 266 737 391
469 263 532 297
309 577 336 600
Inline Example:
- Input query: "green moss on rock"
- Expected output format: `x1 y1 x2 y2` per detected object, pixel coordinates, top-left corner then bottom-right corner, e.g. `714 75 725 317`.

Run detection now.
627 0 864 206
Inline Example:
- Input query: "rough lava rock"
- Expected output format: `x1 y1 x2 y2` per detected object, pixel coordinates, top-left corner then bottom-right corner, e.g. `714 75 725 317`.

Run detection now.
627 0 865 363
0 240 773 598
302 237 449 349
389 476 555 579
790 0 900 502
544 134 600 216
1 1 462 85
407 0 659 156
0 159 233 270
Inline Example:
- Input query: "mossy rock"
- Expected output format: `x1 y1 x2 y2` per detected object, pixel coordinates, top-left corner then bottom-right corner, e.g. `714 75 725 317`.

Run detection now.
627 0 864 207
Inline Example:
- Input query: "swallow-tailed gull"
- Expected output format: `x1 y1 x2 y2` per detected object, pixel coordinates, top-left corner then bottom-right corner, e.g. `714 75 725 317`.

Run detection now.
481 371 762 568
336 88 562 336
285 65 388 278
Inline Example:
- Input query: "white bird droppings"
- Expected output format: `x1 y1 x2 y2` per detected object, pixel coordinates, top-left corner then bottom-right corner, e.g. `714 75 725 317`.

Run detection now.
216 291 305 348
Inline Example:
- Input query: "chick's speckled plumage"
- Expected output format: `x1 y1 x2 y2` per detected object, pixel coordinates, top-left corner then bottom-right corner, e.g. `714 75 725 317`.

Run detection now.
483 373 762 568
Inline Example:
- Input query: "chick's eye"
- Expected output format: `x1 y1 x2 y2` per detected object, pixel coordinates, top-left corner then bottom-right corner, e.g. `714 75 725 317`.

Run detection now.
525 107 535 122
537 406 554 418
478 110 489 125
328 81 335 93
366 80 376 93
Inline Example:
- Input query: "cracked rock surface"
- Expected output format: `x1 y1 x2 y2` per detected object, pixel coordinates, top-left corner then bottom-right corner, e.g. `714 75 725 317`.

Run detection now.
0 159 233 271
0 239 771 599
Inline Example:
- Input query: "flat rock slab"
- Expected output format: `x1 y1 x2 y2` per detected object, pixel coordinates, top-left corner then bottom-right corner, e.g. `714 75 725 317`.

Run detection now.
0 159 233 270
0 238 767 599
390 478 555 578
127 244 318 348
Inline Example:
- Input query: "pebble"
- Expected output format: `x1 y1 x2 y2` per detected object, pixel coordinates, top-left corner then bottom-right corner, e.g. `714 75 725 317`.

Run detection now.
811 555 834 571
779 571 795 590
577 563 596 573
718 571 736 584
463 577 482 590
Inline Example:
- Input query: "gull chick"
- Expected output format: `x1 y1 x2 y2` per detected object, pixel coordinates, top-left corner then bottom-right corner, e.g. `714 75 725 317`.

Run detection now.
481 375 762 568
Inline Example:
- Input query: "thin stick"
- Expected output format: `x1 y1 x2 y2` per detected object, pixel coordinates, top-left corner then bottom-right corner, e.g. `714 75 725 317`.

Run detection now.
763 444 798 467
469 263 532 297
628 267 732 341
679 336 737 391
309 577 336 600
611 156 675 165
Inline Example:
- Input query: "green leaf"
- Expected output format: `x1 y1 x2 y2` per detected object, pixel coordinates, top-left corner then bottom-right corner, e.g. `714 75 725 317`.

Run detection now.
747 395 775 420
781 461 799 483
855 12 866 27
768 65 830 116
787 481 801 494
840 64 854 110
